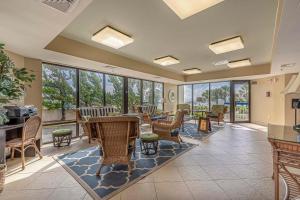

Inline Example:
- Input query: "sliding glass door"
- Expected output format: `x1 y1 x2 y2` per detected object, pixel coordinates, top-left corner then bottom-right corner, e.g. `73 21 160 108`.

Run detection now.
232 81 250 122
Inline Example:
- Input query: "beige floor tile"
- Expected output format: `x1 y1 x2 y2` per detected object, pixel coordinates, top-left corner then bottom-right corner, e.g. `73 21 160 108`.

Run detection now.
26 171 68 189
155 182 193 200
216 179 265 200
177 165 212 181
48 186 87 200
201 165 239 180
4 172 39 191
120 182 157 200
151 166 183 182
0 188 54 200
83 193 94 200
186 180 230 200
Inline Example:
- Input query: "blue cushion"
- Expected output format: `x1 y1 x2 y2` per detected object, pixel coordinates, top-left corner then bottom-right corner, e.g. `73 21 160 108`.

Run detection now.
170 129 179 137
151 115 167 121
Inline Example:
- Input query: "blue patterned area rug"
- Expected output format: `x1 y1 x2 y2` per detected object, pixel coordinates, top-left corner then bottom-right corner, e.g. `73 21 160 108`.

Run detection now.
180 122 224 140
55 140 195 200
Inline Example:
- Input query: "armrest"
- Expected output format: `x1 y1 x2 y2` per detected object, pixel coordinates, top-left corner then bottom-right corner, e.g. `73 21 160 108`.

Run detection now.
156 120 173 124
152 121 174 129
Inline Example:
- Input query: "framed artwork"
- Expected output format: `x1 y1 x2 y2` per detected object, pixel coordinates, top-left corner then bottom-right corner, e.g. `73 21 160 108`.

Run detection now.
168 89 175 103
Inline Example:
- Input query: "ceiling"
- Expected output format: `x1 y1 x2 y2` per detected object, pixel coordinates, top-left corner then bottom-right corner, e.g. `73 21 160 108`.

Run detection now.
62 0 278 74
271 0 300 74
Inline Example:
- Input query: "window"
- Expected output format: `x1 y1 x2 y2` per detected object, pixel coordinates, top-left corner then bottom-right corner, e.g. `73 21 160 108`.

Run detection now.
193 83 209 111
128 78 141 112
42 63 164 143
142 80 153 105
105 74 124 112
178 85 192 108
154 82 163 111
79 70 104 107
42 63 77 143
210 82 230 121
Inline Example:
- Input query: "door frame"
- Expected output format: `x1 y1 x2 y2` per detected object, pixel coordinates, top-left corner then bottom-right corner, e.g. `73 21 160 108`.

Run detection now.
230 80 251 123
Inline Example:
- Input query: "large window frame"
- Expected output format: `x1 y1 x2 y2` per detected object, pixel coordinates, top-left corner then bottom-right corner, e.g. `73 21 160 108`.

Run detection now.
178 80 250 123
42 62 164 144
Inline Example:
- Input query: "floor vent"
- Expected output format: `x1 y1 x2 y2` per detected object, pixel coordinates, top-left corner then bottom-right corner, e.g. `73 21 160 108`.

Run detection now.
42 0 80 13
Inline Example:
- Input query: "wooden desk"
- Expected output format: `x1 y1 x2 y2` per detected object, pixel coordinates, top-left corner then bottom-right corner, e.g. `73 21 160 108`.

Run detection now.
0 124 40 165
268 124 300 200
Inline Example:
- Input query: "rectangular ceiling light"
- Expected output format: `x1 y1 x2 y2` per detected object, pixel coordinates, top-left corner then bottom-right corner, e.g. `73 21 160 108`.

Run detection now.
162 0 224 19
153 56 180 66
227 59 251 68
183 68 202 75
209 36 244 54
91 26 134 49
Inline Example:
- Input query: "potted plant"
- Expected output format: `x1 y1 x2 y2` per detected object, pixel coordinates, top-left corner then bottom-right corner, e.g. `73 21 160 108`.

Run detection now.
0 43 35 125
0 164 6 192
0 44 35 192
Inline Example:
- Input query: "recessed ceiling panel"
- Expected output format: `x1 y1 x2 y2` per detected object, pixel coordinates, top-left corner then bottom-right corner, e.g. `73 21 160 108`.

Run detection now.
61 0 278 74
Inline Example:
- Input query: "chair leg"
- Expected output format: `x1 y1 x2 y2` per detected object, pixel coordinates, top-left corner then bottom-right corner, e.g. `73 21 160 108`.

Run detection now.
96 164 103 176
11 147 15 160
128 162 132 174
21 145 25 170
33 143 43 159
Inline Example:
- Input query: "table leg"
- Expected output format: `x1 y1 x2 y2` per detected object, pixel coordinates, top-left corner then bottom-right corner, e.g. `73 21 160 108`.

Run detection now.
0 130 5 165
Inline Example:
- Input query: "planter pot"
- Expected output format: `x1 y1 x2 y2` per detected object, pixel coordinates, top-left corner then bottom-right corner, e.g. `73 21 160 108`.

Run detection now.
0 165 6 193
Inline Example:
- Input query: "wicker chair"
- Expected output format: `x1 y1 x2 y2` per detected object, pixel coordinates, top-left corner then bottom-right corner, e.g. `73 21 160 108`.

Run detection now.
206 105 227 125
6 116 42 170
152 110 184 144
88 116 140 176
77 106 119 143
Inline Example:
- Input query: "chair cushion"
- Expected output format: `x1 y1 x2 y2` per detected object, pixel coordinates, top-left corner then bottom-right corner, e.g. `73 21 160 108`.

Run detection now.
170 128 180 137
151 115 167 121
52 129 72 136
140 133 159 142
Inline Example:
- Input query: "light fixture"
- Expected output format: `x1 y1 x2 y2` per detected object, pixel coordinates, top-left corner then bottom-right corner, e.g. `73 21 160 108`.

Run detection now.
162 0 224 20
213 60 229 66
153 56 180 66
91 26 134 49
227 59 251 68
183 68 202 74
209 36 244 54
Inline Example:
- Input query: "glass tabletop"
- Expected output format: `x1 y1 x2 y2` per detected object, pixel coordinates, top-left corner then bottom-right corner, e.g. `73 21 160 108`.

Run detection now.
268 124 300 143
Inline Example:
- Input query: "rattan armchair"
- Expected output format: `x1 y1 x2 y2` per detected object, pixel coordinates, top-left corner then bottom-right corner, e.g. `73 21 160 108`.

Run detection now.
152 110 184 144
6 116 42 170
88 116 140 176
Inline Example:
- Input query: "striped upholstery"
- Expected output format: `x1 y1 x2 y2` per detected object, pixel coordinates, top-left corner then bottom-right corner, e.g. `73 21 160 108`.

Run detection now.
78 106 117 118
139 105 157 116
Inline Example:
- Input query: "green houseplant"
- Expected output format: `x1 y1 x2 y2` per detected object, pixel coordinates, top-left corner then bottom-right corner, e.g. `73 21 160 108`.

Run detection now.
0 43 35 192
0 43 35 125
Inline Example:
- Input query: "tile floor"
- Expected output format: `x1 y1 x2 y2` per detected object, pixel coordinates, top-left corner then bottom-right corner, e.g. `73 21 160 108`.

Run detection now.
1 124 285 200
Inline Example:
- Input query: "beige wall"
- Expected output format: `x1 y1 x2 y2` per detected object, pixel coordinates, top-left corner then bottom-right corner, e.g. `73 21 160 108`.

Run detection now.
5 50 43 126
284 74 300 126
251 75 286 126
251 73 299 126
24 57 42 118
164 83 177 113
